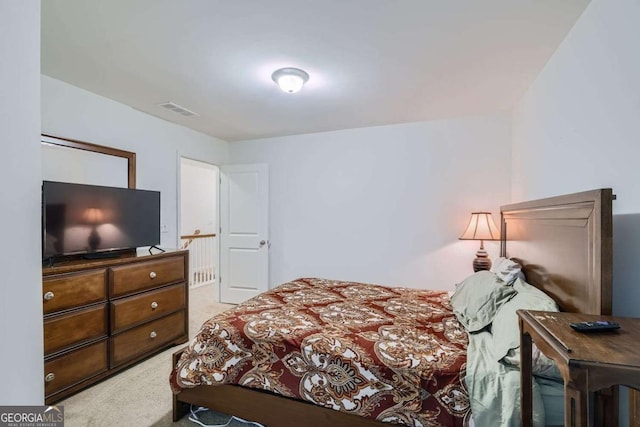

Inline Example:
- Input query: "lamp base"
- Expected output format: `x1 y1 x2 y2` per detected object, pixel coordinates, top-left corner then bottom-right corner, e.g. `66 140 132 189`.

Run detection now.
472 247 492 272
88 228 101 252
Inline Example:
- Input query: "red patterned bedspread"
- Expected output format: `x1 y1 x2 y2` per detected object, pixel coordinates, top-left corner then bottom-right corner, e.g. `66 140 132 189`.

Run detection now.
170 278 470 426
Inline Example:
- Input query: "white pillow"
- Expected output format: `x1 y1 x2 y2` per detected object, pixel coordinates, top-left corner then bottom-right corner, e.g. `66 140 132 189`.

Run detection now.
490 257 525 285
450 271 517 333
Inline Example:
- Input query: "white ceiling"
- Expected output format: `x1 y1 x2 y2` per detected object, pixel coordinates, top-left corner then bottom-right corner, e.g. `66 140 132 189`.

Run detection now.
41 0 590 142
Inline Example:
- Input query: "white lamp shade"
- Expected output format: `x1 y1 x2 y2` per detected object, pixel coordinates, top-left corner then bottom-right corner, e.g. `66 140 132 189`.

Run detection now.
83 207 105 224
459 212 500 241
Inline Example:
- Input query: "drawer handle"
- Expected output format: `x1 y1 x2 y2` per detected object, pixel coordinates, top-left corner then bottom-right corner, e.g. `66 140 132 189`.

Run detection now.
149 331 158 339
151 301 158 309
45 373 55 382
149 271 157 279
44 291 55 301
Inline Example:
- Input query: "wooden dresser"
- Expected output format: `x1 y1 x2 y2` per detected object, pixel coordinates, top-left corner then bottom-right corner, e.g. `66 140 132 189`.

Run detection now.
42 249 189 404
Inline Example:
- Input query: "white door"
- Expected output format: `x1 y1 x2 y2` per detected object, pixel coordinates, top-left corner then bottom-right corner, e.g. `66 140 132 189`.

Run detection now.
219 164 269 303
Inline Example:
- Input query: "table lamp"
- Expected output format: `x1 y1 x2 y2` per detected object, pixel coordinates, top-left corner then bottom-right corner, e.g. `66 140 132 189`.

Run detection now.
459 212 500 272
84 207 104 251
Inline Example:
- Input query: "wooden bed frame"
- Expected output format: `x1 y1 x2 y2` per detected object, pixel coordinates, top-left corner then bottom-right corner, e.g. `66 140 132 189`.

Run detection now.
172 188 614 426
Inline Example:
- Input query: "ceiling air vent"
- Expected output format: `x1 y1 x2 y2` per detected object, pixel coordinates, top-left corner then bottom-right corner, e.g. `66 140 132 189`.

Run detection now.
158 101 200 117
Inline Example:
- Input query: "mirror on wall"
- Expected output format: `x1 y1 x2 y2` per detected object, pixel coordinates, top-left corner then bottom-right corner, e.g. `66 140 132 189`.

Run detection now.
41 134 136 189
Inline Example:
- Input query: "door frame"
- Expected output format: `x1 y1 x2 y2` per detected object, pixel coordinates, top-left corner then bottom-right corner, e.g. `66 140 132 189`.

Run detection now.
176 153 221 299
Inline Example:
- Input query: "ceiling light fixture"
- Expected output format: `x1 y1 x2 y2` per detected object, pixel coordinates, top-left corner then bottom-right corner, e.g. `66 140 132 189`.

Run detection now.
271 67 309 94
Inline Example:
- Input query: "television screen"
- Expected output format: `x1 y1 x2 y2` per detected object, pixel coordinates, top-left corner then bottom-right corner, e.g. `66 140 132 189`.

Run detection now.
42 181 160 259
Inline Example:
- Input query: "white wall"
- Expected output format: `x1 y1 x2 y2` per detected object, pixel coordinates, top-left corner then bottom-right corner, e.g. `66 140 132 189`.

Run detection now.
42 76 230 248
0 1 43 404
512 1 640 422
231 113 512 290
512 0 640 315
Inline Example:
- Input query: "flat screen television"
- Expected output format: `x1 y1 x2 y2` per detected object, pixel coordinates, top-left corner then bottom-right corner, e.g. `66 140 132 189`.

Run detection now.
42 180 161 260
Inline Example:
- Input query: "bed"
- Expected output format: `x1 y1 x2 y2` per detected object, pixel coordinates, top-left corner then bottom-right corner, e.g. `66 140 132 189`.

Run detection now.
170 188 613 427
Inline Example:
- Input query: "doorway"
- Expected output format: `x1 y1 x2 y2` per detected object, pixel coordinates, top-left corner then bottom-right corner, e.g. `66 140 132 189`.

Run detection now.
179 157 219 300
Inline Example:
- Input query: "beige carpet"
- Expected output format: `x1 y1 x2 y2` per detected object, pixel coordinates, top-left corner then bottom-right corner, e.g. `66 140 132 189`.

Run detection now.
59 284 234 427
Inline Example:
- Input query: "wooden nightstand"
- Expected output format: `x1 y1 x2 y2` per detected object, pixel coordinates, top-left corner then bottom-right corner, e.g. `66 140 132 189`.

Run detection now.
518 310 640 427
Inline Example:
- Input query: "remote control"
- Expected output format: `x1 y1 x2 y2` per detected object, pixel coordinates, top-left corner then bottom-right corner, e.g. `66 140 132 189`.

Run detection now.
570 320 620 332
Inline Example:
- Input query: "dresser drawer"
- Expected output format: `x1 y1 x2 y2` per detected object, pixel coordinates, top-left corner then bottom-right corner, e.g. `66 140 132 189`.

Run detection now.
43 270 106 314
44 339 108 397
111 283 186 333
111 310 186 367
44 304 108 355
109 256 185 297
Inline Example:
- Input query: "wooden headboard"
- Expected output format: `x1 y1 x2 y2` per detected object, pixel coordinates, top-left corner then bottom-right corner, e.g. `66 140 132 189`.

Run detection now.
500 189 613 315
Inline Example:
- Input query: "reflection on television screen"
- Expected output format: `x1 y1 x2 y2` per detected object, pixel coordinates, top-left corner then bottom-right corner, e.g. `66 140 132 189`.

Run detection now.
42 181 160 259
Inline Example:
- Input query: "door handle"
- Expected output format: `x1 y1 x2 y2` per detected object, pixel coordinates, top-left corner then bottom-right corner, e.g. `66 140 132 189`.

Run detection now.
259 240 266 246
